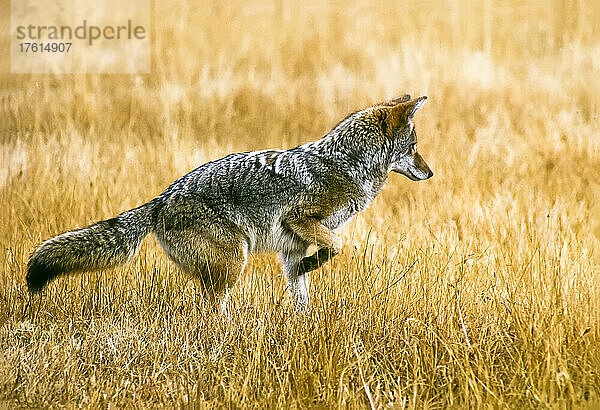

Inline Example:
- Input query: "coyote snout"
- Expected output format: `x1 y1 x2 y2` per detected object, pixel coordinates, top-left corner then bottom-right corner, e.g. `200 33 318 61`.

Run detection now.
27 94 433 311
392 149 434 181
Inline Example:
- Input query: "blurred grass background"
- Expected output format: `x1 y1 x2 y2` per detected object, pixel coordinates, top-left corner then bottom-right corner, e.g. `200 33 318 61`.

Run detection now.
1 0 600 407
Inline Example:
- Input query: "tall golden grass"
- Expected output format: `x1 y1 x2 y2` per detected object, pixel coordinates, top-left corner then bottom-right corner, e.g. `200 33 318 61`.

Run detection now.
1 0 600 407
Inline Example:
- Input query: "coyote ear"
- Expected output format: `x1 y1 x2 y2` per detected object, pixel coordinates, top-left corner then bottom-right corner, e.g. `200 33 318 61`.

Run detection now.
404 96 427 119
380 94 411 107
390 94 411 105
380 96 427 135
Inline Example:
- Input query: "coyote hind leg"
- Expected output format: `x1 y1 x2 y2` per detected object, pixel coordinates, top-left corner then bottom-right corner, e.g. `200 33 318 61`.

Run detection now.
157 226 247 310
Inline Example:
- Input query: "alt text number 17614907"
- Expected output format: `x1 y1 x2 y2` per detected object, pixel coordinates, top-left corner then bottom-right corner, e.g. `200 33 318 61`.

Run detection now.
18 42 72 52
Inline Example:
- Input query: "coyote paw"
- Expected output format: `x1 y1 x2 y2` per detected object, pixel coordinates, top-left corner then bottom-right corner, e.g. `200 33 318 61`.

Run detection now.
297 246 338 275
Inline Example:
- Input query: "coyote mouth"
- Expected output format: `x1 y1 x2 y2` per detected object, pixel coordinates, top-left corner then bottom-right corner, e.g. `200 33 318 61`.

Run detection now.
392 168 420 181
405 170 421 181
393 168 430 181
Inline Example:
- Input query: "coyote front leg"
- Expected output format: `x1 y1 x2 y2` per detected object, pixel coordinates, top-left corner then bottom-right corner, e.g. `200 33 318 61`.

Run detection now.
286 217 343 275
280 248 310 307
280 216 342 308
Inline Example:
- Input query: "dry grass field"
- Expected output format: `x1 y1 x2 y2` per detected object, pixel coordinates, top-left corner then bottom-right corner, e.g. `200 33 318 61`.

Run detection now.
1 0 600 407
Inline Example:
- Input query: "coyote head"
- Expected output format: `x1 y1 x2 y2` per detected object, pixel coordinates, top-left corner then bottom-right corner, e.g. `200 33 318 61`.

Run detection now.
375 94 433 181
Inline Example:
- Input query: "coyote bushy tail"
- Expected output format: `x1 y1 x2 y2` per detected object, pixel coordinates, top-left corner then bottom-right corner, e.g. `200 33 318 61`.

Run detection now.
26 201 156 292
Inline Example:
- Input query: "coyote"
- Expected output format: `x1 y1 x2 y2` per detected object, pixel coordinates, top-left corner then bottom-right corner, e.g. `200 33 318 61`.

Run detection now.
27 95 433 309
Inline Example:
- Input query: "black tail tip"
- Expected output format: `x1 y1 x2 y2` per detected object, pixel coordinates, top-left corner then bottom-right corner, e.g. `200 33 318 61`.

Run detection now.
26 258 57 293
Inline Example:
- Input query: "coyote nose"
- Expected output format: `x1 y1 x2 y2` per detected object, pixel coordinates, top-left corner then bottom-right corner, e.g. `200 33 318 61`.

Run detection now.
426 170 433 179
